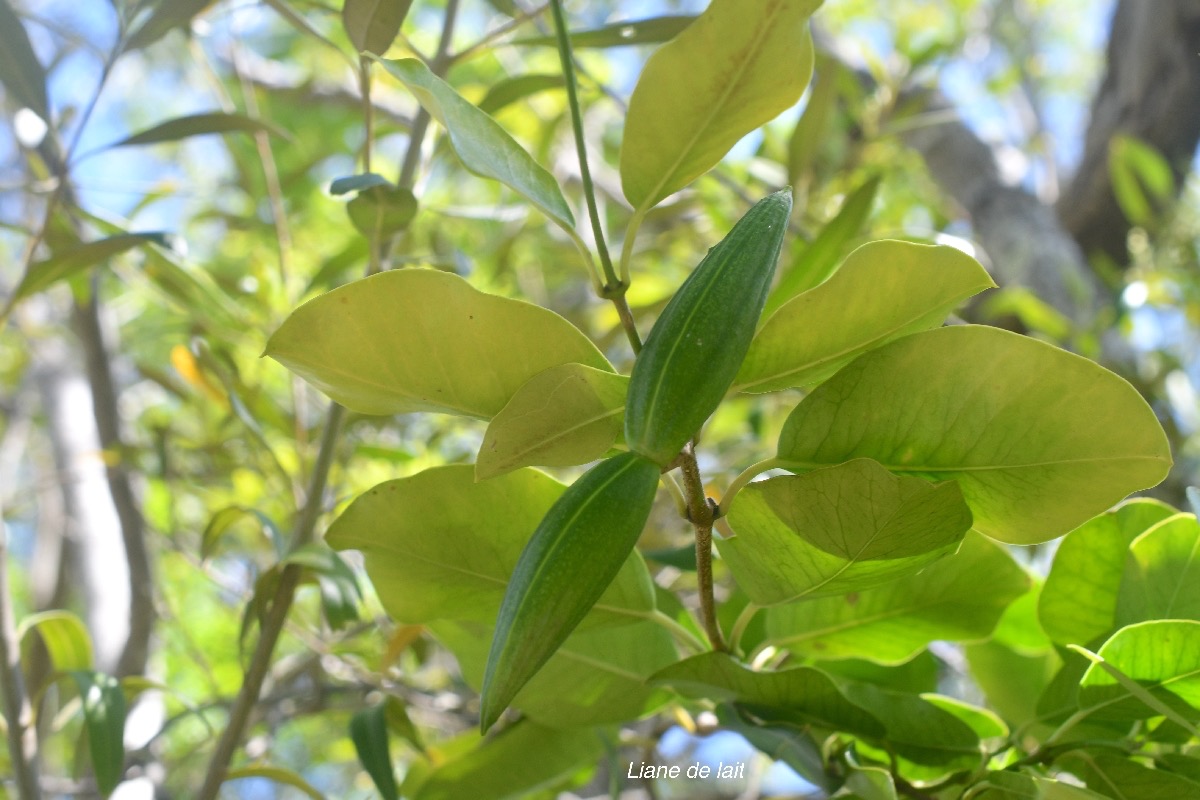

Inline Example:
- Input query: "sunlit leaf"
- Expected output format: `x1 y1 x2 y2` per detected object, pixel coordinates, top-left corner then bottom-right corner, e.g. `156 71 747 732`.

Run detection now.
776 326 1172 544
1060 752 1200 800
620 0 819 209
477 363 627 480
325 465 655 628
765 533 1029 663
1115 513 1200 625
1078 621 1200 723
1038 499 1175 646
374 57 575 231
265 269 610 418
739 241 994 393
720 459 971 604
18 611 93 672
763 176 881 314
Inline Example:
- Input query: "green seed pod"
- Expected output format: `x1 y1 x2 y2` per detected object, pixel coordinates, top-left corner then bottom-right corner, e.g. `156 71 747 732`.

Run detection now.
480 451 660 732
625 188 792 465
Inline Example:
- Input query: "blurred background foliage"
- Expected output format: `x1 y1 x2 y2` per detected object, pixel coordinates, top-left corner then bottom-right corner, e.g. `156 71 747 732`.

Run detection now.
0 0 1197 796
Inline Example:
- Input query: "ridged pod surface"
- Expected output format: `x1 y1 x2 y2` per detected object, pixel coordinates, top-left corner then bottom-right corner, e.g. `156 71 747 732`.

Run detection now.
625 188 792 465
480 451 660 731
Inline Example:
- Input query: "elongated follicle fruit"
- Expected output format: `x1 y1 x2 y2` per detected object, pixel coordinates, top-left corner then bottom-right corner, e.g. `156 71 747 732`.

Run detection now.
625 188 792 466
480 452 660 732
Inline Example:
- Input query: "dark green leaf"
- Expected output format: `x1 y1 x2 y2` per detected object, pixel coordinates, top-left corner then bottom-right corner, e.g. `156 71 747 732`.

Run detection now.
0 0 49 120
715 705 832 792
351 704 399 800
70 671 126 795
103 112 287 149
514 15 695 48
343 0 414 55
125 0 211 51
478 74 564 115
1060 752 1200 800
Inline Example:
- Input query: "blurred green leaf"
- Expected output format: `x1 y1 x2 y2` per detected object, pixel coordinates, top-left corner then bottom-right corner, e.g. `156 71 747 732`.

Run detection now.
1109 135 1175 227
478 74 564 115
201 506 285 561
374 57 575 231
18 611 93 672
0 0 49 120
225 765 325 799
1059 752 1200 800
70 671 126 795
347 183 418 239
102 112 287 149
343 0 414 55
351 704 399 800
125 0 211 50
514 15 695 48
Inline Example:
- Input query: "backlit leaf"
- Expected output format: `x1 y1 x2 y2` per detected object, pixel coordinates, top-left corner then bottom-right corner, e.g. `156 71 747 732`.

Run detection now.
477 363 627 480
1077 620 1200 722
765 533 1029 663
620 0 819 209
720 459 972 604
325 465 655 627
739 241 994 393
265 269 610 418
1115 513 1200 625
343 0 414 55
776 326 1172 544
19 611 93 672
375 58 575 231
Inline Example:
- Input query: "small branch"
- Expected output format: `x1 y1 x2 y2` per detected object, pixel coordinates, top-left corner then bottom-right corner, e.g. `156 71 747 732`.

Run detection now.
397 0 461 189
676 443 725 651
194 403 346 800
0 512 42 800
450 2 549 65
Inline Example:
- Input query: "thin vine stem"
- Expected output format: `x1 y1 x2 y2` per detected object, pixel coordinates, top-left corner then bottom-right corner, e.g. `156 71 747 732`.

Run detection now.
677 443 726 651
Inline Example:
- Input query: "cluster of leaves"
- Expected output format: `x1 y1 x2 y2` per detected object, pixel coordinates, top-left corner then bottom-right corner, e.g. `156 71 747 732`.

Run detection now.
2 0 1198 798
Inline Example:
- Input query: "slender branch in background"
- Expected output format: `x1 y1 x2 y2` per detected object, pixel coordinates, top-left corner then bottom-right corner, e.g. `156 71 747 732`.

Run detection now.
548 0 643 354
397 0 461 189
194 403 346 800
0 511 42 800
676 443 726 651
450 2 550 64
358 56 383 273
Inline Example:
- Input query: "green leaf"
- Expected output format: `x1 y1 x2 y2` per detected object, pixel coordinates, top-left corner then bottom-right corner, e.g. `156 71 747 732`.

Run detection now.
1108 135 1175 227
0 0 49 120
971 771 1108 799
739 241 995 393
70 671 126 795
841 765 898 800
481 452 661 731
374 58 575 231
965 641 1060 728
125 0 211 50
650 653 884 737
478 74 564 115
330 173 393 195
514 15 696 48
3 232 177 320
765 532 1029 663
786 57 839 187
816 651 940 694
325 466 655 627
343 0 414 55
620 0 818 209
410 721 602 800
102 112 286 149
350 704 399 800
434 618 676 729
763 176 881 315
715 705 832 792
1116 513 1200 625
840 684 983 773
1038 499 1176 646
775 325 1172 545
1077 621 1200 723
282 544 362 631
201 506 285 561
721 459 971 604
225 765 325 799
265 269 611 418
626 189 791 465
477 364 627 480
1059 752 1200 800
347 183 419 238
18 611 93 672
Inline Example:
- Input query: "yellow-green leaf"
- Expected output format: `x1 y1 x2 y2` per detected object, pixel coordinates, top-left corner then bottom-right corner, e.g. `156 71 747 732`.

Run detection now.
18 611 93 672
477 363 628 480
620 0 819 209
265 269 611 418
